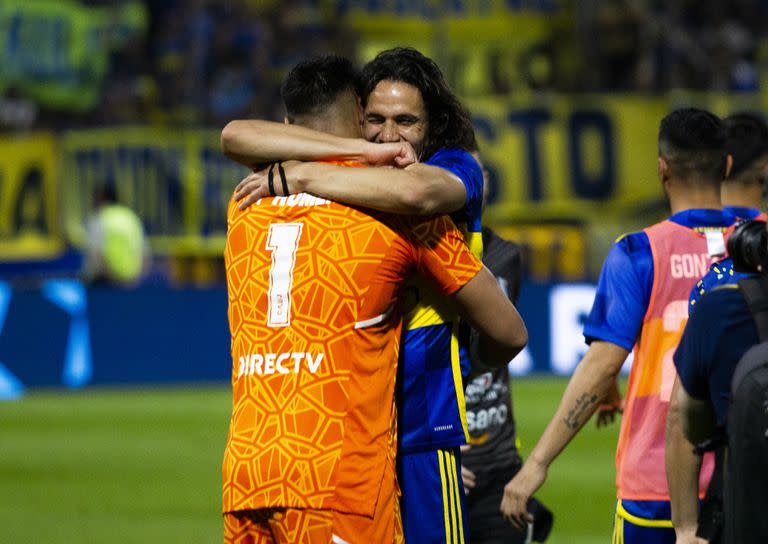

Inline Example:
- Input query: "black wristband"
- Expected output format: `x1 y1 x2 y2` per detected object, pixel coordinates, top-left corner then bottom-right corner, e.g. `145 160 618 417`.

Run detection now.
277 161 289 196
267 163 276 196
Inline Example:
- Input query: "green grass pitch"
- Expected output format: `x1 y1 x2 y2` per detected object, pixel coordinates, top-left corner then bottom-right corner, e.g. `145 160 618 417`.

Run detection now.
0 378 620 543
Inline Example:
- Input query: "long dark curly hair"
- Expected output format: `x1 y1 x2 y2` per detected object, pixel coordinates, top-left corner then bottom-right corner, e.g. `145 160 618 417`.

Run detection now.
358 47 476 160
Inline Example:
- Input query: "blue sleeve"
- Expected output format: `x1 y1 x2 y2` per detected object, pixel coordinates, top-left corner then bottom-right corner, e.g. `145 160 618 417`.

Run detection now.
674 293 719 401
582 232 653 351
425 149 483 228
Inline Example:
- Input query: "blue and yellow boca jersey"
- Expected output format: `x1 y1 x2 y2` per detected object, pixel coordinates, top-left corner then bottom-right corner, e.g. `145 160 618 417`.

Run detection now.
688 206 763 313
398 148 484 454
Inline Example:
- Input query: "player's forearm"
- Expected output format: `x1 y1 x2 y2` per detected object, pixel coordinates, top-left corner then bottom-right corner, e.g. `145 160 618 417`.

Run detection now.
473 309 528 369
470 275 528 367
666 379 703 536
476 333 526 369
527 342 627 467
221 120 369 168
294 162 466 215
399 164 467 215
468 329 525 376
455 267 528 367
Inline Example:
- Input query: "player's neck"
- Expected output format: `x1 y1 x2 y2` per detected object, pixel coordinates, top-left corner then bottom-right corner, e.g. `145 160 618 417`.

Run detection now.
721 182 762 210
667 180 721 214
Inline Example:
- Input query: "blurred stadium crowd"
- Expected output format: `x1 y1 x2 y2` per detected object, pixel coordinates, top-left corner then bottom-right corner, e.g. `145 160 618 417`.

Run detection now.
571 0 767 93
2 0 357 131
3 0 768 133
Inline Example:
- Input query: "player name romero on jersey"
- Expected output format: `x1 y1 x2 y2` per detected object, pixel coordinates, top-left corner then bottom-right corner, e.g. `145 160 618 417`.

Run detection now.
237 352 324 377
254 194 331 208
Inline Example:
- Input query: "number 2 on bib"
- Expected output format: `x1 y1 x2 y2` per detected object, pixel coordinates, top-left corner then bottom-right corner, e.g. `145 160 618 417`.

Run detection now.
266 223 303 327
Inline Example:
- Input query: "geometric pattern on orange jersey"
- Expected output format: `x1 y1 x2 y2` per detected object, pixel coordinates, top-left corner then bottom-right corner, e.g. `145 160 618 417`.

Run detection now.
223 468 405 544
223 511 273 544
223 195 482 517
223 509 334 544
224 505 405 544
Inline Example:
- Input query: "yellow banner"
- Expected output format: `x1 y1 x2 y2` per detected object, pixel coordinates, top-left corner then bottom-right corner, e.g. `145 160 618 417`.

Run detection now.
0 133 62 260
61 128 248 256
468 95 760 280
51 93 760 274
469 95 669 225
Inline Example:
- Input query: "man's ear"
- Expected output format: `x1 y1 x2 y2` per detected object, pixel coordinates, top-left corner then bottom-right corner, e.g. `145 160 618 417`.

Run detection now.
356 96 363 127
724 154 733 179
658 156 669 182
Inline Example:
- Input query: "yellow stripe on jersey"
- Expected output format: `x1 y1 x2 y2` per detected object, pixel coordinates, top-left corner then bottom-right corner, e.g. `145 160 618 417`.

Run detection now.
616 500 673 528
451 450 466 544
438 451 451 544
437 450 467 544
445 451 459 542
405 297 451 329
712 283 740 292
401 276 455 329
619 507 626 543
612 505 622 544
451 320 470 442
463 229 483 259
616 503 629 543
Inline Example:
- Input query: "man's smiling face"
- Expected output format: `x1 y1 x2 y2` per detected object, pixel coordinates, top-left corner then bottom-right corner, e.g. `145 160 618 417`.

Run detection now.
362 80 429 158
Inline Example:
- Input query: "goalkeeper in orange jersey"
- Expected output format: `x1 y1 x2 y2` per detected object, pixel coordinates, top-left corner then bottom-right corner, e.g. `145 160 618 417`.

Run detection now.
222 48 489 544
222 55 527 544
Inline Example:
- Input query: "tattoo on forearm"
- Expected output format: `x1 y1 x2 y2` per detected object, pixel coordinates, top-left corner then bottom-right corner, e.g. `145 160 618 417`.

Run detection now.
563 393 599 430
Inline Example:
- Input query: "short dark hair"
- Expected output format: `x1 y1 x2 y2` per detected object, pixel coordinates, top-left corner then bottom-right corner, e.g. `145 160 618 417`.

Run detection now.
358 47 476 160
281 55 358 120
725 112 768 179
658 108 727 182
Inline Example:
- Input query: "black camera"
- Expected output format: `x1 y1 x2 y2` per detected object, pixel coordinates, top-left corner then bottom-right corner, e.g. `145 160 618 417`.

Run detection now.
727 219 768 273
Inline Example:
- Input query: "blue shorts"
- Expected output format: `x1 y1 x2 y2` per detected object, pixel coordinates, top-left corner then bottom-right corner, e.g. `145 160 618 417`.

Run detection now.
613 500 675 544
399 447 469 544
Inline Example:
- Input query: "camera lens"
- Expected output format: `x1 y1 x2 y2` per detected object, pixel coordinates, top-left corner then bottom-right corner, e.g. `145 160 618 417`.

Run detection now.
727 219 768 273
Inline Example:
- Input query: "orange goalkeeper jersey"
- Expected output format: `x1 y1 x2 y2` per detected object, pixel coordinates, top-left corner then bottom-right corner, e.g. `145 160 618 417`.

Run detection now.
222 190 482 518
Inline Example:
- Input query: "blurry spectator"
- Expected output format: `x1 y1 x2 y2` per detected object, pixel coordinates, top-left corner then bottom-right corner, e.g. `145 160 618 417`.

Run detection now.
84 185 148 286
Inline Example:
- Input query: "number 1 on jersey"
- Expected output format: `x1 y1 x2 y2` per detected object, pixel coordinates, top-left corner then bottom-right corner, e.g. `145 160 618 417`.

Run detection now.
266 223 303 327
